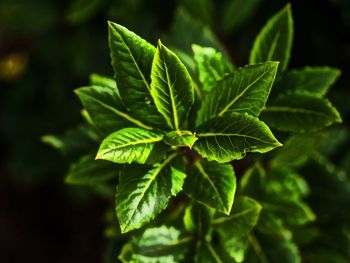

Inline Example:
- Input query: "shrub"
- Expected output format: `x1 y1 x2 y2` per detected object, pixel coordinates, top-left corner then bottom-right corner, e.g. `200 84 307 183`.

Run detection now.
45 4 348 263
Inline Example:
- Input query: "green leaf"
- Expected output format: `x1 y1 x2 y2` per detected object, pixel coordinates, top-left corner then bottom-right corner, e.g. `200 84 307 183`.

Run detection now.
108 22 164 128
150 40 194 130
184 160 236 214
213 196 262 262
277 66 341 97
41 125 98 156
167 8 226 55
197 62 278 125
246 230 301 263
271 132 326 168
240 163 267 197
164 130 198 148
221 0 261 33
119 226 191 263
192 44 234 92
115 154 186 232
261 93 342 132
96 128 167 164
75 86 153 134
194 112 282 163
250 4 293 72
183 203 215 237
195 241 236 263
89 73 117 90
241 164 315 230
261 199 315 228
65 154 117 186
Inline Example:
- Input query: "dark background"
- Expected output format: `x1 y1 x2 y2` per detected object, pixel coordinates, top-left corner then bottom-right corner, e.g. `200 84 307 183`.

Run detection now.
0 0 349 262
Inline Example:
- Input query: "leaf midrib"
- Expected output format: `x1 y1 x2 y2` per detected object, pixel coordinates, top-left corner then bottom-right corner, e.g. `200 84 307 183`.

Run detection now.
195 162 228 213
114 26 152 93
161 51 180 130
123 152 178 231
104 136 163 153
263 106 329 117
212 206 258 224
81 91 153 130
197 132 276 145
218 66 274 116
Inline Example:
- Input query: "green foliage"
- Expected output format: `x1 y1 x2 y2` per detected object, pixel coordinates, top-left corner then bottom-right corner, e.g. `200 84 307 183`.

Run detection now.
44 3 348 262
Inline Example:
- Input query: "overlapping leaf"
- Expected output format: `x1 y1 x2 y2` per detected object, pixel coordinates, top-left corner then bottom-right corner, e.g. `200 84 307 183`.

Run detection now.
261 93 342 132
194 112 281 163
108 22 164 127
276 66 340 97
250 4 293 72
164 130 198 148
213 196 262 262
96 128 167 164
150 40 194 130
184 160 236 214
116 154 186 233
192 44 234 92
195 241 235 263
66 154 117 186
245 230 301 263
197 62 278 125
75 86 153 134
119 226 190 263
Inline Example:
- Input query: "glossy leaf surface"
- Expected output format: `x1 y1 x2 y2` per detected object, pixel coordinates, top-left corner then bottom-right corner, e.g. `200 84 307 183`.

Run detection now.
164 130 198 148
261 93 342 132
184 160 236 214
75 86 153 134
96 128 166 164
108 22 164 127
119 226 190 262
197 62 278 125
116 154 186 232
250 4 293 72
192 44 234 92
194 112 281 162
150 40 194 130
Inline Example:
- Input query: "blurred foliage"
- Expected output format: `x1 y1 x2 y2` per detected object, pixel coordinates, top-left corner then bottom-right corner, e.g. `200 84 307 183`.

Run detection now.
1 0 350 262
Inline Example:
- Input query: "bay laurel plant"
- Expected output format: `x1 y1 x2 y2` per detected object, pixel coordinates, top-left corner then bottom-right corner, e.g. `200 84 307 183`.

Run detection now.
45 4 343 262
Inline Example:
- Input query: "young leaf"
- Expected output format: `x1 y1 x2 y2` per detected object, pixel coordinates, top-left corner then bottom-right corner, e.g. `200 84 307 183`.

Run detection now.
108 22 164 128
75 86 153 134
250 4 293 72
118 226 191 262
65 154 117 186
276 66 341 97
192 44 234 92
164 130 198 148
96 128 166 164
197 62 278 125
194 112 282 163
150 40 194 130
261 93 342 132
184 160 236 214
115 154 186 233
213 196 262 262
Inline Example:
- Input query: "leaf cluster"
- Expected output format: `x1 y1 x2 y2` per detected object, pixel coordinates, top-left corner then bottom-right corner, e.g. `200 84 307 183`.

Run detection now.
43 4 347 263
